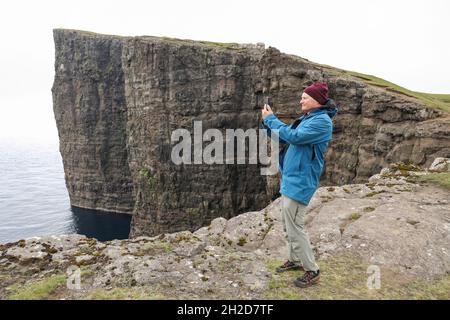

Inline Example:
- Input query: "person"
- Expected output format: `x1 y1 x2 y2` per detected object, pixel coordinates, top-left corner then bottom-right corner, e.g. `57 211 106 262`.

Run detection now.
261 82 338 288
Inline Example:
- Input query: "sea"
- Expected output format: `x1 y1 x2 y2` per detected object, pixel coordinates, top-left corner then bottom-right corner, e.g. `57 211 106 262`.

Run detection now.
0 139 131 244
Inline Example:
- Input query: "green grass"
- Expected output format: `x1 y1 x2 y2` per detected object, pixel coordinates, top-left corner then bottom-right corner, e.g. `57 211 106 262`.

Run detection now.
365 191 381 197
0 274 11 282
262 255 450 299
54 28 129 39
390 162 422 172
237 236 247 246
139 168 158 190
317 63 450 113
198 40 240 50
132 239 173 256
7 274 67 300
80 267 95 278
350 212 362 221
411 172 450 190
320 195 334 202
87 287 166 300
140 35 241 50
56 28 242 50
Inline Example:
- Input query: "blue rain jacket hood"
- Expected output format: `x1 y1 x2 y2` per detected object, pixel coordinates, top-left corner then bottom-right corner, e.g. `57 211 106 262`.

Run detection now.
261 99 338 205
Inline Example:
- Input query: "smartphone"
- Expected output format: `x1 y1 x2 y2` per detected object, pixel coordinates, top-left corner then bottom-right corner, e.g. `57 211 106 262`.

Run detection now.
265 96 273 107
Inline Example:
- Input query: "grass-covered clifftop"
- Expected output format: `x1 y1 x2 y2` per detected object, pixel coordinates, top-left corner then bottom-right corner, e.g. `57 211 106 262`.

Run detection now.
318 63 450 113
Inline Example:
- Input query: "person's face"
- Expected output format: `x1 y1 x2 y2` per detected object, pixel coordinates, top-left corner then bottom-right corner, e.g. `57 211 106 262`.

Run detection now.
300 93 321 113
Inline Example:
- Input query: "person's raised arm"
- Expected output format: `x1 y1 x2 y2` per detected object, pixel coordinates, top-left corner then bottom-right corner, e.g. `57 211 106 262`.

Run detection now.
263 113 331 145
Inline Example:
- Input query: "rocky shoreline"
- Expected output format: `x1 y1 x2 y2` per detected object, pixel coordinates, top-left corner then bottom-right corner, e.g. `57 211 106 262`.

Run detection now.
1 160 449 299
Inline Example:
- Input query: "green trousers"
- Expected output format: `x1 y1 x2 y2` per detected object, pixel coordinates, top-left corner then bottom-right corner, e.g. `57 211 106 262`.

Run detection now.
281 195 319 272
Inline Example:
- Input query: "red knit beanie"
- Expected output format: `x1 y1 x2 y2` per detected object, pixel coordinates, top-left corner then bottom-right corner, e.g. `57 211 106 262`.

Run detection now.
304 82 328 105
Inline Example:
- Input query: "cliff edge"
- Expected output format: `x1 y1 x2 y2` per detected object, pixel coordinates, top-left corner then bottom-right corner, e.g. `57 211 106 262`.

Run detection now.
52 29 450 237
1 160 449 299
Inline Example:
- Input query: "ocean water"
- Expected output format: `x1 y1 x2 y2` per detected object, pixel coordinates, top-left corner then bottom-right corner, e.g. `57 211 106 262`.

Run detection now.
0 140 131 244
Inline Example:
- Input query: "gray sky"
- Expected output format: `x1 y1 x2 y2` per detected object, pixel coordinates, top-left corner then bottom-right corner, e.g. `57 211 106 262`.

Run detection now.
1 0 449 144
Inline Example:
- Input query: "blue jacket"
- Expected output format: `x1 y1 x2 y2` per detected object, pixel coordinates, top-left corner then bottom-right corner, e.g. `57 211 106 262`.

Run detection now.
261 99 338 205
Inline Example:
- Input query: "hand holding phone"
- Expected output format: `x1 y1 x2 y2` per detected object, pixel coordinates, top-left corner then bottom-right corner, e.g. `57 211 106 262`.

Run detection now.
262 102 274 119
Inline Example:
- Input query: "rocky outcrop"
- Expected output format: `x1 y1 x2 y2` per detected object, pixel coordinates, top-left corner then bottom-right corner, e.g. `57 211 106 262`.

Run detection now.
1 162 449 299
52 29 450 237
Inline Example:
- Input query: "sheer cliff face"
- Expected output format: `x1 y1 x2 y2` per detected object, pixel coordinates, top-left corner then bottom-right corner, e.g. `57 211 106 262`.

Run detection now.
52 29 450 237
122 38 271 236
52 31 134 214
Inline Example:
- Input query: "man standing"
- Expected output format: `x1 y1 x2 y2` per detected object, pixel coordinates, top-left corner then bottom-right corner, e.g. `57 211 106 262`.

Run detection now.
261 82 338 288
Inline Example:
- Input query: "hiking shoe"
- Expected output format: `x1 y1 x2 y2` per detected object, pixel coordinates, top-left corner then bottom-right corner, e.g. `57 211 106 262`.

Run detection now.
276 261 304 273
293 270 320 288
